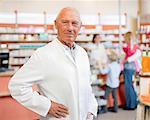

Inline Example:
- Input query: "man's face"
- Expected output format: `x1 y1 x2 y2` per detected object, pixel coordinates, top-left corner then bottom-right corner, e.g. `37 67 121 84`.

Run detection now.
55 10 81 45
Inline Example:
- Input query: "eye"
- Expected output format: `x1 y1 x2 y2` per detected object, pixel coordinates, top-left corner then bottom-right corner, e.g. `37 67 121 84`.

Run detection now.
62 21 67 23
61 20 68 25
72 21 79 25
72 21 80 26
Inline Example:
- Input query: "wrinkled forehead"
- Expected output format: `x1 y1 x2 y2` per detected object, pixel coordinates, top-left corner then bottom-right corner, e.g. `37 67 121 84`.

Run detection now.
56 8 81 22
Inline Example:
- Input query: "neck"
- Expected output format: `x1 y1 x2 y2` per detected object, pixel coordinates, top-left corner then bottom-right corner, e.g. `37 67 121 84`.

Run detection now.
58 38 74 48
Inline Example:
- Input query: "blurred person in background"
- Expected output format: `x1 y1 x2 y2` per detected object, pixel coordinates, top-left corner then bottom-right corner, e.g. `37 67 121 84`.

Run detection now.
88 34 108 68
98 49 121 113
122 31 142 110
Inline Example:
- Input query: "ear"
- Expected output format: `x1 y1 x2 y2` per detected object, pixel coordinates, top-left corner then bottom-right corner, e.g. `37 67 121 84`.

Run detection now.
54 20 58 29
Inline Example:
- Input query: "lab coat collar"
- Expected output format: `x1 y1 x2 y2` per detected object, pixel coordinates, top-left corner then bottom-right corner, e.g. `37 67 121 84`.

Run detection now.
53 38 77 66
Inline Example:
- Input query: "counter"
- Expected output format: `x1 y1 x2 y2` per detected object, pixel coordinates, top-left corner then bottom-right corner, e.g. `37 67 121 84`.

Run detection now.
136 73 150 120
0 71 15 97
0 70 39 120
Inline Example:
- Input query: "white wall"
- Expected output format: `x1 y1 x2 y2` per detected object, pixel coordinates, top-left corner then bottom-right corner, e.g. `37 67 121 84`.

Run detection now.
0 0 138 15
140 0 150 23
141 0 150 15
0 0 138 30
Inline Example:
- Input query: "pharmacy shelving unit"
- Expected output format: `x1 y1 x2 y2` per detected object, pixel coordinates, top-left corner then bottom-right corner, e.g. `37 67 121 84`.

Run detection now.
0 37 49 70
139 23 150 51
139 23 150 73
91 68 107 106
0 24 127 112
0 30 126 70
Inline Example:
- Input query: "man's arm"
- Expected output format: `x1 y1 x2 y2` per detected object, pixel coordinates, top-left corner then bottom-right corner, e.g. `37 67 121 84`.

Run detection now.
8 51 51 117
86 54 98 119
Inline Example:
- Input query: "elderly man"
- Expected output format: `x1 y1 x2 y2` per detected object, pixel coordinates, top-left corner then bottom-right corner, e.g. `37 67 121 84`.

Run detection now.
9 7 98 120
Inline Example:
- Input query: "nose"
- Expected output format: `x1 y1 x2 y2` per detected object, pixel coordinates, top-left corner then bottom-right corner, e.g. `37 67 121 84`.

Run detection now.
67 23 73 32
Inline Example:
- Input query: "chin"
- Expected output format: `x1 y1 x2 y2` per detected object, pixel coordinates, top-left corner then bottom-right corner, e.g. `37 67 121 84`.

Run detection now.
66 38 75 42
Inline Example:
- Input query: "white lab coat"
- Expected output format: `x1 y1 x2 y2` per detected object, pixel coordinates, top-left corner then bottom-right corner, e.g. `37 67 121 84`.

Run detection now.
8 39 98 120
89 43 108 66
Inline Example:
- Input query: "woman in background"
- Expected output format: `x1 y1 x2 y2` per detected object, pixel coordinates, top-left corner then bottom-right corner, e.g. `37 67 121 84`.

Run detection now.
89 34 108 68
122 31 141 110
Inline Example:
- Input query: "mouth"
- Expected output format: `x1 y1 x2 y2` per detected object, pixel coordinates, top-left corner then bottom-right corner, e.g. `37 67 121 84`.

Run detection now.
65 34 74 37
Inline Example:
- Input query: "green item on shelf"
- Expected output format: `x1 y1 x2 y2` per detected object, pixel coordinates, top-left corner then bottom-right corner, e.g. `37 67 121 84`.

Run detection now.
143 51 147 56
148 52 150 56
20 45 44 49
39 33 48 40
143 51 150 56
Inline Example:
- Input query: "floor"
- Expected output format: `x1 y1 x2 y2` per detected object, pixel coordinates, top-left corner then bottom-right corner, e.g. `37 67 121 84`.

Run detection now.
95 108 137 120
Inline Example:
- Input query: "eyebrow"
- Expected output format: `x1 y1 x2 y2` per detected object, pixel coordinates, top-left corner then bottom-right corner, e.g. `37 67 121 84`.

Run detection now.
60 19 80 21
